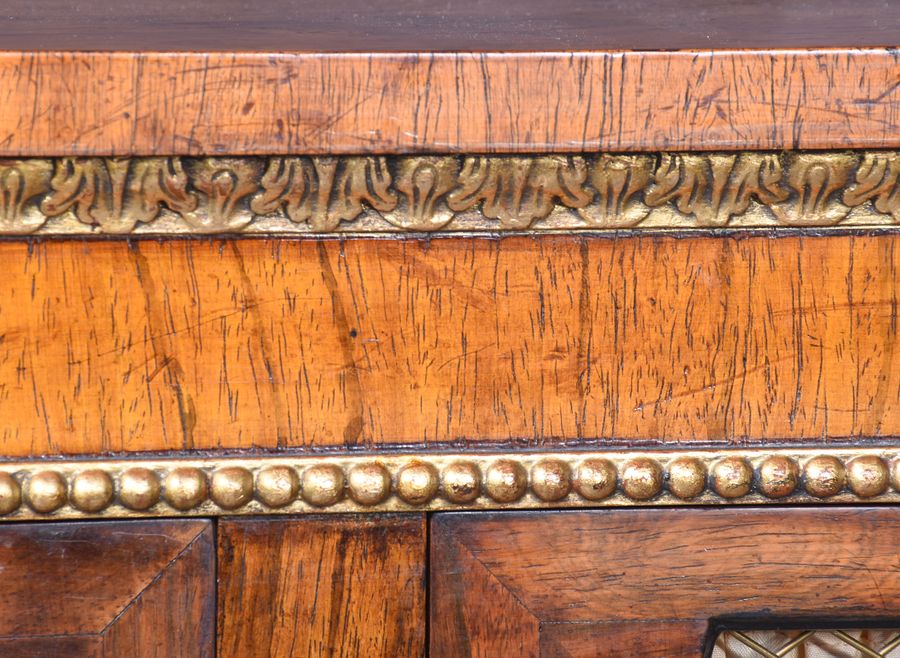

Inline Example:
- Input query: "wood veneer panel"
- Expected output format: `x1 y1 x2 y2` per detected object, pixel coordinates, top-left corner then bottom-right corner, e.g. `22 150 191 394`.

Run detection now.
1 49 899 155
0 519 214 656
217 514 426 658
0 234 898 456
430 508 900 657
539 622 705 658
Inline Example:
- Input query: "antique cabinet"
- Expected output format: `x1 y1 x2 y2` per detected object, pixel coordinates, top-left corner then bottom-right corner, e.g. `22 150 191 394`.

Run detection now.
1 1 899 656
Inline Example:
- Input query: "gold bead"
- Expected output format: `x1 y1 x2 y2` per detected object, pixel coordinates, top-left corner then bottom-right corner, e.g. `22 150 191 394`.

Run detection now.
804 455 846 498
26 471 67 513
711 457 753 498
573 459 617 501
119 468 161 510
397 462 439 505
530 459 571 502
348 463 391 506
210 467 254 510
758 456 799 499
301 464 344 507
0 472 21 515
441 462 481 503
621 459 663 500
485 460 527 503
163 468 208 510
256 466 298 508
71 469 114 512
847 456 889 498
667 457 707 500
892 459 900 492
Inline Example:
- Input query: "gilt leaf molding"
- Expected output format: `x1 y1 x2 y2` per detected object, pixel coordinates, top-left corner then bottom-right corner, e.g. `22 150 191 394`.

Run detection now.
2 151 900 234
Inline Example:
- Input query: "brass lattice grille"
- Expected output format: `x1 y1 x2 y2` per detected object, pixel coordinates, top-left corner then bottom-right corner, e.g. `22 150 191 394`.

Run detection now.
713 630 900 658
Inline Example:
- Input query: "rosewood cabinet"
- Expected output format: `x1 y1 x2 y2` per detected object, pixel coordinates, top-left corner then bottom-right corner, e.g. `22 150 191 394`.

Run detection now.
1 0 900 656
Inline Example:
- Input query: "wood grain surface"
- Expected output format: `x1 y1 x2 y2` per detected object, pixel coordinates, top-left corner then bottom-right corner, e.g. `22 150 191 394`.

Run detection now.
217 514 426 658
0 519 214 656
0 234 897 456
430 508 900 657
1 49 899 155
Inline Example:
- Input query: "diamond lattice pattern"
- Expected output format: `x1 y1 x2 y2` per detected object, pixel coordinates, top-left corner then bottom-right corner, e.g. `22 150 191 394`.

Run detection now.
713 630 900 658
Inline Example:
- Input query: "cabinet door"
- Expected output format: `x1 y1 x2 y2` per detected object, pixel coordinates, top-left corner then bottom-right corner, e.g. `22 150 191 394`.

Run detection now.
0 519 215 657
430 508 900 657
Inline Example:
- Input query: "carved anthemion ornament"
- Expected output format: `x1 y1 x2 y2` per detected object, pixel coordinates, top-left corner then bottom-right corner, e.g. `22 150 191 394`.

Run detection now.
378 157 459 230
577 154 655 228
645 153 787 226
447 156 592 228
0 159 53 233
41 157 196 233
770 153 857 225
0 151 897 234
182 158 265 232
251 157 395 231
843 151 900 220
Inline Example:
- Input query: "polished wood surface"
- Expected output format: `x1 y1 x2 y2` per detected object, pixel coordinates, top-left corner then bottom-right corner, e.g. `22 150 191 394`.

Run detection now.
0 519 214 656
0 234 896 456
4 0 898 51
2 49 898 155
430 508 900 657
2 2 896 654
218 514 426 657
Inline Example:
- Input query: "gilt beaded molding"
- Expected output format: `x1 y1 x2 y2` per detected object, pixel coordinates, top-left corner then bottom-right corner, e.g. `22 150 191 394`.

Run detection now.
3 151 900 235
1 448 899 519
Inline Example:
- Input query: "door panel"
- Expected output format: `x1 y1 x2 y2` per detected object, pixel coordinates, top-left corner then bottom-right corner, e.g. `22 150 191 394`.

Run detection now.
430 508 900 657
0 519 214 657
218 514 427 658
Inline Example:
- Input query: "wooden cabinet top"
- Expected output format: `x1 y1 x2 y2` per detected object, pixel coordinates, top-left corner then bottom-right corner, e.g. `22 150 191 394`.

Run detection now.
2 0 899 155
3 0 898 52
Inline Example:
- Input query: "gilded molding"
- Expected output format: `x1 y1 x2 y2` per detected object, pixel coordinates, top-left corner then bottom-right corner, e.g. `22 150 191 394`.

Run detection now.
3 152 900 234
0 448 898 519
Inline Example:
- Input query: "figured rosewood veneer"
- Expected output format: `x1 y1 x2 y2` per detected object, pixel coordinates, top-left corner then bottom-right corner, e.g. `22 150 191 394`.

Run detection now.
0 519 214 656
2 0 900 156
217 515 426 658
430 508 900 657
0 235 897 456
